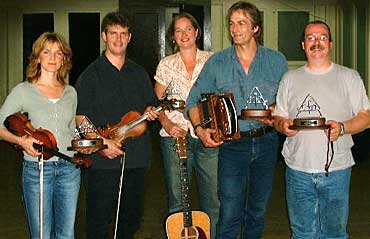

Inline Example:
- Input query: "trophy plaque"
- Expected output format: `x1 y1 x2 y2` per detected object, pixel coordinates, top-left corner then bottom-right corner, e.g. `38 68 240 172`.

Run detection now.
159 81 186 111
68 116 107 153
289 94 328 130
240 87 272 120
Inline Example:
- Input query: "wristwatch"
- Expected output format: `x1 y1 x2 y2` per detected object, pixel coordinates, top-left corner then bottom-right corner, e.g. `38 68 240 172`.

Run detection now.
338 122 345 136
193 124 203 132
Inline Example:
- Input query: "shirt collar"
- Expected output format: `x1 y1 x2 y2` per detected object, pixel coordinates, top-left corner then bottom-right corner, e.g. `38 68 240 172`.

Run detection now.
175 48 201 63
230 44 263 61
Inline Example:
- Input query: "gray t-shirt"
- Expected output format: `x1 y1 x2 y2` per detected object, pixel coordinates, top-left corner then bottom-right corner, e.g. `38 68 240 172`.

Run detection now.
275 63 370 173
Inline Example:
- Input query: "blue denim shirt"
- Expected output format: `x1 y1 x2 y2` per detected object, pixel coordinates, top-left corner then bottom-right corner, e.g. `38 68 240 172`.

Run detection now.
185 45 288 131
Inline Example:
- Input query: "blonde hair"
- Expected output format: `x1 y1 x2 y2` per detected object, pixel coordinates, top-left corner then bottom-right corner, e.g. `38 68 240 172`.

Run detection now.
26 32 72 85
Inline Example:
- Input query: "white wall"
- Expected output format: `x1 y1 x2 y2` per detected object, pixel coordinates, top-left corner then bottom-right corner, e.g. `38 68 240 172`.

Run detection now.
211 0 341 69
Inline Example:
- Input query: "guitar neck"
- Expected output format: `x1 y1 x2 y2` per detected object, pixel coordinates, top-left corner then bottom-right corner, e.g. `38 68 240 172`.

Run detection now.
176 137 194 227
180 158 194 227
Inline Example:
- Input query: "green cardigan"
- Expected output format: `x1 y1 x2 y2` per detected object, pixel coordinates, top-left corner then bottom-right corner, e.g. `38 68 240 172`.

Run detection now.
0 82 77 162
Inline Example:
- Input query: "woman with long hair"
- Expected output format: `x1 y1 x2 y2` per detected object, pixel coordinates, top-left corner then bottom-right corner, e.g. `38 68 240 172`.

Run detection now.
0 32 80 238
154 12 219 239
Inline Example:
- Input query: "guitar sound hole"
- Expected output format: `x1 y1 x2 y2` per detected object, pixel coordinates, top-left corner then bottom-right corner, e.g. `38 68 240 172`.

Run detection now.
180 226 199 239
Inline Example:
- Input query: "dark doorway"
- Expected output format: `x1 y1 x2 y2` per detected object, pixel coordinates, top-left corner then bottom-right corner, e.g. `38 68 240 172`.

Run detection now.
68 12 100 86
125 7 163 82
23 13 54 81
121 1 211 82
181 4 205 51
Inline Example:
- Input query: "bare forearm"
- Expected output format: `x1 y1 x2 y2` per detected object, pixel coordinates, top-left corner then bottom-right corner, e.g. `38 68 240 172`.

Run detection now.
342 109 370 135
188 107 202 127
0 128 22 145
158 111 170 125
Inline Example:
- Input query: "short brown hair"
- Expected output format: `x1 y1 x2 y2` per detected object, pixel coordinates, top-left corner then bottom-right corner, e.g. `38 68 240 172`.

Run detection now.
26 32 72 85
301 20 332 43
101 11 131 34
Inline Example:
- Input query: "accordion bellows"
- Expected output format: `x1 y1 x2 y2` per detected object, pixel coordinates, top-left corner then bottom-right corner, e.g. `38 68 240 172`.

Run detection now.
197 93 240 142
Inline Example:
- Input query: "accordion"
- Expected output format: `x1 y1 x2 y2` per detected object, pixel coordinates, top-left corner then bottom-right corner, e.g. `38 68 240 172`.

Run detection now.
197 93 240 142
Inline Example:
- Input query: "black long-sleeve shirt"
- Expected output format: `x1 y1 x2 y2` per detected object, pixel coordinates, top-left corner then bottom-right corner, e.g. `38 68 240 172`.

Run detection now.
75 54 158 169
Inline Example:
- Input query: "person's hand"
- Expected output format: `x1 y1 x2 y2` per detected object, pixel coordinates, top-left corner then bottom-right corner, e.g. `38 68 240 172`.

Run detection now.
99 138 124 159
145 106 160 121
75 147 99 155
277 118 298 137
256 117 274 126
18 135 42 157
195 127 223 147
325 120 342 142
256 103 276 125
162 120 187 138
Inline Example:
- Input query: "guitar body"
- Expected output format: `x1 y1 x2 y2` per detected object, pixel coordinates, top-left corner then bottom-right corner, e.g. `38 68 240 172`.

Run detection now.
166 211 210 239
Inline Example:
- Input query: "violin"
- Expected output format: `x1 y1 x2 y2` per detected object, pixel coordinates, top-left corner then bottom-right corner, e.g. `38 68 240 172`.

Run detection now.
3 112 93 168
98 99 185 144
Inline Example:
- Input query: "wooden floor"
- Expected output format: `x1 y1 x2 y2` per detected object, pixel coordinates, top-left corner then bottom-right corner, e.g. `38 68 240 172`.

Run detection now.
0 132 369 239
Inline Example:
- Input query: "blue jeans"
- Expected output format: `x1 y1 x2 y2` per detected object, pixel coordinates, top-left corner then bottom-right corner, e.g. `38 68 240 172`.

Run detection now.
161 135 219 239
216 132 279 239
286 167 351 239
22 159 81 239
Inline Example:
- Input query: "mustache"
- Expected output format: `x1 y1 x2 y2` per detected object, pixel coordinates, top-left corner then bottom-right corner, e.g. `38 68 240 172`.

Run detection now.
310 44 325 51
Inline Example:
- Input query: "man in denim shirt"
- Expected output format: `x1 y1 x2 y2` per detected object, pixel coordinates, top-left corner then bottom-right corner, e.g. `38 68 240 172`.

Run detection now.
184 1 288 238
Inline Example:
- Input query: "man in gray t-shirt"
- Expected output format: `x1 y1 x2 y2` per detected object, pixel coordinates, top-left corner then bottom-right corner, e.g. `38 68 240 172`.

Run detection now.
274 20 370 239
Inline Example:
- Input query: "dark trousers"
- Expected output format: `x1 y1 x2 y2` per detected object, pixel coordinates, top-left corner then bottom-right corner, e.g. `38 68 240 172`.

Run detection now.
82 166 146 239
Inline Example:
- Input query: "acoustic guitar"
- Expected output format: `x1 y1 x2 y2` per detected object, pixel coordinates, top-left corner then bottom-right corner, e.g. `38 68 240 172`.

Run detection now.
165 137 210 239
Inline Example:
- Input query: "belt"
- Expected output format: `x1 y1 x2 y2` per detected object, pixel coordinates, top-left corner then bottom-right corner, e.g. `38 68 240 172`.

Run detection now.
240 126 274 138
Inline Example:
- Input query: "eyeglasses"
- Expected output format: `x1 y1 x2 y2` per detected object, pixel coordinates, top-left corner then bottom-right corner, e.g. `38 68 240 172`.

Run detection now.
304 34 329 42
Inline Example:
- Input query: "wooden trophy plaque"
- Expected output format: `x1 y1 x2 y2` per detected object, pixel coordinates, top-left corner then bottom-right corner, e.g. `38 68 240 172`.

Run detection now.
289 94 328 130
240 86 272 120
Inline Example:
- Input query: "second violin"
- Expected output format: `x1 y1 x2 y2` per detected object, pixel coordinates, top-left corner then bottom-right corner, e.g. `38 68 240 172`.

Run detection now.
98 99 185 143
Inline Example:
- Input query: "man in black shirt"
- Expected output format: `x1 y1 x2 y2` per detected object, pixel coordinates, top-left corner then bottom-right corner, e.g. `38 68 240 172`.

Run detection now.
75 11 159 238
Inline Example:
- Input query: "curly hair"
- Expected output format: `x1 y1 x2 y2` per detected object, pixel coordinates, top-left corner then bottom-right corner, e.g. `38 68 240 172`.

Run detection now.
26 32 72 85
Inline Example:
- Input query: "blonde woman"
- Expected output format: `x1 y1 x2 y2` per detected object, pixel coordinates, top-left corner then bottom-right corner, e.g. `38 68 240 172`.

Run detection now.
0 32 79 239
